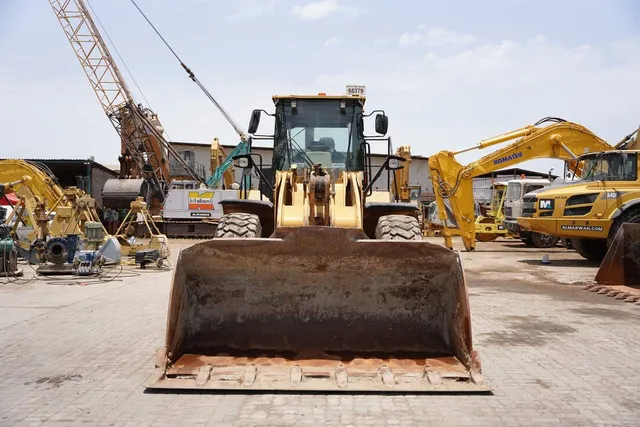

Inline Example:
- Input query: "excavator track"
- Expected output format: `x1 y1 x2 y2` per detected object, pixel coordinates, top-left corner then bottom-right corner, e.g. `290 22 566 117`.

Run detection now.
155 220 219 239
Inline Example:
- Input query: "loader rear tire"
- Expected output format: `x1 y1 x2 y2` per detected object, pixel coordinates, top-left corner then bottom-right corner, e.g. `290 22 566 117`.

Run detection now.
571 238 607 263
375 215 422 241
213 213 262 238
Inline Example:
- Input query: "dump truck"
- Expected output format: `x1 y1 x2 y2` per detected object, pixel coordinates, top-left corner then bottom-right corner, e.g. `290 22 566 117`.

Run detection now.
517 149 640 262
146 90 488 392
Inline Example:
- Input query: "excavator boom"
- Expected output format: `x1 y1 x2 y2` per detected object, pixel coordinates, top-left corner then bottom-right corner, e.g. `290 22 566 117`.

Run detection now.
428 118 614 251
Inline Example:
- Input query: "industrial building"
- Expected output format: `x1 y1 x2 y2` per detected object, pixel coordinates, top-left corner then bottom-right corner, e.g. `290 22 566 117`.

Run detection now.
169 141 434 202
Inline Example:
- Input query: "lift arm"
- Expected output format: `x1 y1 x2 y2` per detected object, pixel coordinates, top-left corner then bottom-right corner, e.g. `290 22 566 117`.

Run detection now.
428 118 615 251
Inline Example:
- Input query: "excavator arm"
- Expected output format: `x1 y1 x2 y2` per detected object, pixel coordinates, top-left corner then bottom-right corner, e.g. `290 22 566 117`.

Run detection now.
428 118 614 251
0 160 65 209
391 145 412 202
207 138 245 189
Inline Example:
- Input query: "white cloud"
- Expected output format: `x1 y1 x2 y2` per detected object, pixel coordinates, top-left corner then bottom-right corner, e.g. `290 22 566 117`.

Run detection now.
290 0 339 21
314 36 640 172
226 1 278 22
324 37 339 47
399 26 477 48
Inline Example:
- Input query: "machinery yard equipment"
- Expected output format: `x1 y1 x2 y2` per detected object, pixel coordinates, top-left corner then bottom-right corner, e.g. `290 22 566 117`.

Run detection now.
115 197 169 261
595 223 640 286
146 91 488 392
502 177 557 247
428 117 614 251
518 149 640 262
0 218 22 277
474 181 509 242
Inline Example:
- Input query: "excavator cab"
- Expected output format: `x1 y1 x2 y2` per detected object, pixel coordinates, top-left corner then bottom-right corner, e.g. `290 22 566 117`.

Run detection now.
147 93 486 392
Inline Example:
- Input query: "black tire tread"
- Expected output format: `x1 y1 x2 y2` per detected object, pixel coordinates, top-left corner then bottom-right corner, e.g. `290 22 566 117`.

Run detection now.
214 213 262 238
608 207 640 245
375 215 422 241
571 238 608 262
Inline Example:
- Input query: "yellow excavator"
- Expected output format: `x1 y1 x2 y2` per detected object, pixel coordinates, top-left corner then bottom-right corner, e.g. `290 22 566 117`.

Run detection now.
146 92 487 392
428 117 615 251
0 160 112 268
0 160 105 236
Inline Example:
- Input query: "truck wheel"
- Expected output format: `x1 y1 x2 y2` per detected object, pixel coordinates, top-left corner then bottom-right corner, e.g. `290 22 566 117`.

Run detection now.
570 238 608 262
375 215 422 240
608 208 640 246
520 236 534 246
531 232 559 248
213 213 262 238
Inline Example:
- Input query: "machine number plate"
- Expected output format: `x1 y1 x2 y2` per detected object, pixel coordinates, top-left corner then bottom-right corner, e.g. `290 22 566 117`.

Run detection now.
346 85 366 96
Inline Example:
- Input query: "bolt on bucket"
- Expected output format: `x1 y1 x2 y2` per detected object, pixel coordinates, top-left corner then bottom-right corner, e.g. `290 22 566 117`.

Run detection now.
146 227 489 392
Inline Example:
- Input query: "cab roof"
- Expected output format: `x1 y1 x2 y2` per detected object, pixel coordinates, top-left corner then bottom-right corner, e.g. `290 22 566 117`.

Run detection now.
272 94 366 105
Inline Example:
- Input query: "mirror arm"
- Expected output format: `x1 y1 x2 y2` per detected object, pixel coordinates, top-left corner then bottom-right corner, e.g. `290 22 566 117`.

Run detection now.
364 154 404 195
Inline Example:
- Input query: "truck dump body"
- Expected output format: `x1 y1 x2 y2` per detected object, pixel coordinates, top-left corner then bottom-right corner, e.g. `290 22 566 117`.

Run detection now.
146 227 488 392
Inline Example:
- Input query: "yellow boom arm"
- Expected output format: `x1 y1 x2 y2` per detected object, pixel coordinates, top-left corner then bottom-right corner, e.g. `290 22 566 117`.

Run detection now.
392 145 412 202
0 160 65 208
428 119 614 251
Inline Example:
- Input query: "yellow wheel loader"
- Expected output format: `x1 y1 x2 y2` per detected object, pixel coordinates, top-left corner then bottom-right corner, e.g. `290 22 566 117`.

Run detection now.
146 93 488 392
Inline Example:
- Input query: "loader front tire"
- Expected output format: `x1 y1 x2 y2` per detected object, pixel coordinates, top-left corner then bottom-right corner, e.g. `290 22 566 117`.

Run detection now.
375 215 422 241
213 213 262 238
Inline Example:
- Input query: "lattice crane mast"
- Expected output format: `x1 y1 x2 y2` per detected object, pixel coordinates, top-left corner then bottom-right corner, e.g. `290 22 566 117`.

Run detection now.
47 0 203 196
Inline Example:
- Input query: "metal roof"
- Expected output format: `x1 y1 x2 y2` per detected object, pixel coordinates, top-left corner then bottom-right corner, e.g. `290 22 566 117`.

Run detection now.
474 167 559 179
8 158 120 177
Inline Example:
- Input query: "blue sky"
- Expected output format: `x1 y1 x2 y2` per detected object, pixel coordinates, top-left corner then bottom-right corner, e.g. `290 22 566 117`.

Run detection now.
1 0 639 174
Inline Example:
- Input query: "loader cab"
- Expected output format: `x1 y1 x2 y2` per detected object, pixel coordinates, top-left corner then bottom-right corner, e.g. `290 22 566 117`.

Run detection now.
247 93 392 183
271 96 366 173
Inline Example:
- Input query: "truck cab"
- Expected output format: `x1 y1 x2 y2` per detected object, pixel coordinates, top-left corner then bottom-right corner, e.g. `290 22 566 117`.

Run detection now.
502 178 553 245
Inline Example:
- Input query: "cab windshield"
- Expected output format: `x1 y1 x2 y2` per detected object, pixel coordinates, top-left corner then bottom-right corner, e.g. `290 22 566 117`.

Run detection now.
272 98 364 172
506 182 521 200
581 153 637 182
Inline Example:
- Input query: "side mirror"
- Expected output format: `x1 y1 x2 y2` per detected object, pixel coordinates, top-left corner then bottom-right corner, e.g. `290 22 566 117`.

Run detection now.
387 155 405 170
375 113 388 135
233 154 252 170
248 109 261 134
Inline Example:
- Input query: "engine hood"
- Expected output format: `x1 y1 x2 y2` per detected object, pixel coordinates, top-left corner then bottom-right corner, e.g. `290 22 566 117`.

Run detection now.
523 180 603 198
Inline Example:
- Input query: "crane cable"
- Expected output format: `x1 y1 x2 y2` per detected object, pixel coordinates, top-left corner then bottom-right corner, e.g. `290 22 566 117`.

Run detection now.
129 0 249 142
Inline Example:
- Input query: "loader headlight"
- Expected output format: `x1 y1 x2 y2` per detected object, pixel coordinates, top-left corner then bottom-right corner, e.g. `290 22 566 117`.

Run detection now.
388 158 399 169
237 157 250 168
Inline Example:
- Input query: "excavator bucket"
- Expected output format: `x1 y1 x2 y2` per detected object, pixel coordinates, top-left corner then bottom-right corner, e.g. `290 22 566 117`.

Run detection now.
146 227 488 392
595 223 640 286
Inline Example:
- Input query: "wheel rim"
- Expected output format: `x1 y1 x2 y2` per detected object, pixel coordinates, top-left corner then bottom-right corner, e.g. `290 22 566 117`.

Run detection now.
533 233 558 248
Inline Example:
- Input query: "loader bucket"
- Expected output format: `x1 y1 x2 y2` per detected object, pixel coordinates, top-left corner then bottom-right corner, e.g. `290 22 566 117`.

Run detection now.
146 227 488 392
596 223 640 286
